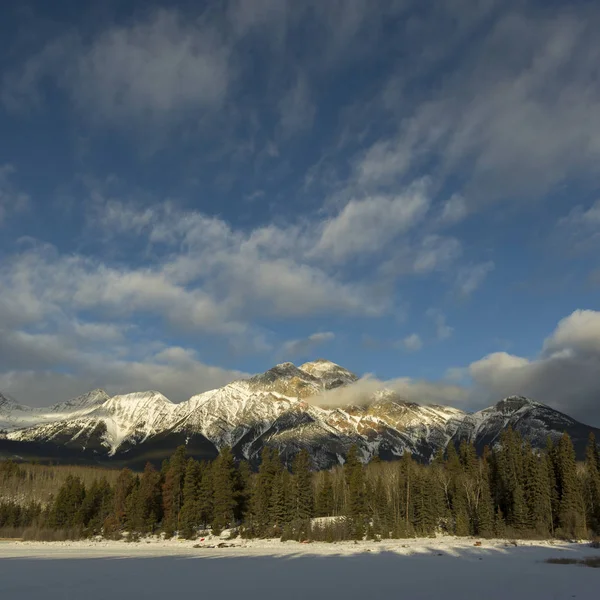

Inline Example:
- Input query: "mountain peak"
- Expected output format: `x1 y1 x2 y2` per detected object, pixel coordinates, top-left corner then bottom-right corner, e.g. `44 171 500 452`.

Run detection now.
494 395 540 414
0 391 20 411
49 389 110 413
299 358 358 389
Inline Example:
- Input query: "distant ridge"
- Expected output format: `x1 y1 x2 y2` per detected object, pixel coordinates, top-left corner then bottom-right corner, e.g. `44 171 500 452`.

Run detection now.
1 360 598 468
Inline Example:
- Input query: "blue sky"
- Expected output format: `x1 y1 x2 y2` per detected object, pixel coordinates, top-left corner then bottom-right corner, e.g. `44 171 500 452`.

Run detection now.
1 0 599 423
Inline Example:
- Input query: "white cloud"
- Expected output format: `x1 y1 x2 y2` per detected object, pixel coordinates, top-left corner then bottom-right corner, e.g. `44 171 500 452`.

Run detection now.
399 333 423 352
71 10 230 124
0 347 246 407
0 165 29 225
309 309 600 426
308 373 470 408
439 193 467 225
2 10 231 128
468 309 600 425
278 74 315 137
346 5 600 205
413 235 462 274
557 199 600 254
313 179 431 263
281 331 335 359
426 308 453 341
455 261 494 298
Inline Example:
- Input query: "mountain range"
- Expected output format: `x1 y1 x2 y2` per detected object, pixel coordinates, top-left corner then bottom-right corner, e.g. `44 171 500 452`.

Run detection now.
1 359 597 468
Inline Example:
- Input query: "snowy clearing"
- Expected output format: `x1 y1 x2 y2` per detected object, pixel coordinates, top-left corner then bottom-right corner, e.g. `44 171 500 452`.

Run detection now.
0 537 598 599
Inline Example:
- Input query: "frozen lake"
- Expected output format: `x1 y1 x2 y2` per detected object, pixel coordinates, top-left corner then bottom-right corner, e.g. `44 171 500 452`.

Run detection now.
0 538 597 599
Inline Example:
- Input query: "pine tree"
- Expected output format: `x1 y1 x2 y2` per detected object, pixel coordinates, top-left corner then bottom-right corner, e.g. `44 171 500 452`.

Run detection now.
80 478 113 534
555 433 586 538
112 468 136 528
413 468 437 536
291 449 314 522
198 461 214 528
344 445 366 539
249 447 282 536
162 445 188 536
524 450 553 536
315 470 334 517
585 433 600 534
179 458 202 539
475 457 495 538
211 447 238 534
269 471 288 533
50 475 86 529
511 484 528 532
127 463 162 534
236 460 252 522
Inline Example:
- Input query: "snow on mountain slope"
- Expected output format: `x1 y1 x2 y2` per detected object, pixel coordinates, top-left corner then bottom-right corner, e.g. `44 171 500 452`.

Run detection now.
298 359 358 389
2 364 599 467
451 395 597 456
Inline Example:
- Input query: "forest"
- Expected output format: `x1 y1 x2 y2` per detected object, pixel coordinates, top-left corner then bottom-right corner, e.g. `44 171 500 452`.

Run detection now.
1 429 600 542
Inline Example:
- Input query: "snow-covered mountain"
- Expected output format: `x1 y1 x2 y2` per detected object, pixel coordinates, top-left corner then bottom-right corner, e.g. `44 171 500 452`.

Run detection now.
0 359 598 468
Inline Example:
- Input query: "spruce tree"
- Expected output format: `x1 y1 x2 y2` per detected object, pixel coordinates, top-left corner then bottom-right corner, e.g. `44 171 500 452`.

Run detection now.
344 445 366 539
80 477 113 534
50 475 86 529
112 468 136 528
524 450 552 536
128 463 162 534
269 471 288 533
250 447 282 536
291 449 314 522
236 460 252 522
198 461 214 528
211 446 237 534
162 445 188 536
585 433 600 534
555 433 586 538
179 458 202 539
315 470 334 517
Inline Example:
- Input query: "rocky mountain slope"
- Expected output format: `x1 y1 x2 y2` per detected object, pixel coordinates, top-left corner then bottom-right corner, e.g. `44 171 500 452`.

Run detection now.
0 359 598 468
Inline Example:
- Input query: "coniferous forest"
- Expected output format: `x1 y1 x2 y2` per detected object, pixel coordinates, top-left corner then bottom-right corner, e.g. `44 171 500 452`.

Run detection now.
1 429 600 542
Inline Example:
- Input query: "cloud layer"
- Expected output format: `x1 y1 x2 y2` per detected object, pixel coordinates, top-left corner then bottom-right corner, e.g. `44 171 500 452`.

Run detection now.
0 1 598 421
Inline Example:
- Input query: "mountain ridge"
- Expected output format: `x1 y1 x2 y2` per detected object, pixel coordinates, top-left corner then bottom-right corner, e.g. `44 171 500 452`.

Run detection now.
1 359 598 468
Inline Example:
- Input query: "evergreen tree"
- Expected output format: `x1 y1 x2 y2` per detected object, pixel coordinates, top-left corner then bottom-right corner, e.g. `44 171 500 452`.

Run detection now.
555 433 586 538
315 470 334 517
236 460 252 522
211 447 237 534
249 447 282 536
344 445 366 539
475 457 495 538
50 475 86 529
524 450 553 536
269 471 289 533
127 463 162 534
179 458 202 539
585 433 600 534
197 461 214 528
80 478 113 534
291 449 314 522
161 445 188 536
112 468 136 528
511 484 528 532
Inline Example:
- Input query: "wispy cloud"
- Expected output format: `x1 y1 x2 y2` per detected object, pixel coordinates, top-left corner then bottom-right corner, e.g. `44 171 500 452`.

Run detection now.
281 331 335 359
0 165 29 225
426 308 454 341
398 333 423 352
455 262 495 298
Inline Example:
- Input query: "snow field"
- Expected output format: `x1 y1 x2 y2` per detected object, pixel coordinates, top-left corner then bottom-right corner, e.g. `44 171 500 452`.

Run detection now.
0 536 598 599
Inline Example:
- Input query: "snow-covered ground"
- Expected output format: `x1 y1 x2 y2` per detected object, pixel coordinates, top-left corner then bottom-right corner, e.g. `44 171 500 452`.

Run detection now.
0 536 597 599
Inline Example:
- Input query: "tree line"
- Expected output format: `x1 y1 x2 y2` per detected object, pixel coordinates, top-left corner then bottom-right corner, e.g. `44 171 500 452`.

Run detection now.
1 430 600 541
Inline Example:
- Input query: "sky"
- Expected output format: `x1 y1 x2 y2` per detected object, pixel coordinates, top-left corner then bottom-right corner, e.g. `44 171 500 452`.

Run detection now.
0 0 599 424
